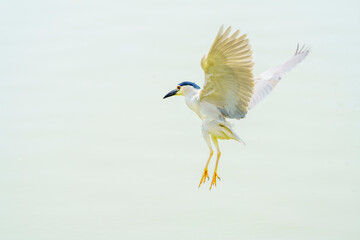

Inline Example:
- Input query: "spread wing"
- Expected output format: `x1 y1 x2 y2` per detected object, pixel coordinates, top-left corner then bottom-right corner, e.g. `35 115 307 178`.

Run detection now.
248 44 310 110
199 26 254 119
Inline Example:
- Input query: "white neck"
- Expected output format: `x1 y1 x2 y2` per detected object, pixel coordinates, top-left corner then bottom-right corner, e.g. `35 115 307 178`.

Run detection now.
182 87 201 117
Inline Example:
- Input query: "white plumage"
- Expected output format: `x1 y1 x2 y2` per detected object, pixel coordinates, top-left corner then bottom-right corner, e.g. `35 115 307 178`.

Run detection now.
163 26 310 189
249 44 310 109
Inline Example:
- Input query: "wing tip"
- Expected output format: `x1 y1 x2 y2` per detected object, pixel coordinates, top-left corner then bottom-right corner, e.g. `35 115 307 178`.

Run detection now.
295 43 311 56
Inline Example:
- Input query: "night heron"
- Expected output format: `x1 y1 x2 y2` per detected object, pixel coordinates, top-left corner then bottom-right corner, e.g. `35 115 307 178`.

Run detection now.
163 26 310 190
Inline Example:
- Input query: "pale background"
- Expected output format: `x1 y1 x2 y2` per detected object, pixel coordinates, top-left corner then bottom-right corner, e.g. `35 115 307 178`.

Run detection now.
1 0 359 239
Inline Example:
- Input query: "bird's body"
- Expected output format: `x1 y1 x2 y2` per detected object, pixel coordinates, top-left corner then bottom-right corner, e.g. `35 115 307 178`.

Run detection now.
184 87 221 121
163 26 310 189
183 86 242 141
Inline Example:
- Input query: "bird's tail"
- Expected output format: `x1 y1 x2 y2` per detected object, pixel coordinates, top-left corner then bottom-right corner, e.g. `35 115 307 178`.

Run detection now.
217 121 246 145
233 132 246 145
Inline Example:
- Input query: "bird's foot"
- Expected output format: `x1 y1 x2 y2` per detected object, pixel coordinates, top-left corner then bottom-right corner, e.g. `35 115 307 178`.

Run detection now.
198 168 210 188
209 171 220 190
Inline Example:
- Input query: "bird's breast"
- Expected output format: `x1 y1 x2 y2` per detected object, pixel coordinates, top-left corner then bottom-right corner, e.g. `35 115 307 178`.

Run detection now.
185 95 222 121
199 102 223 120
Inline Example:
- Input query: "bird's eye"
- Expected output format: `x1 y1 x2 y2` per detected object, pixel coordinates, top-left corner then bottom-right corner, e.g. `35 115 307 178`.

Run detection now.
177 86 181 90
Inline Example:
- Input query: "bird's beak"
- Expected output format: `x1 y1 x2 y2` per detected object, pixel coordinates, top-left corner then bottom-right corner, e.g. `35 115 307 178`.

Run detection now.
163 89 179 99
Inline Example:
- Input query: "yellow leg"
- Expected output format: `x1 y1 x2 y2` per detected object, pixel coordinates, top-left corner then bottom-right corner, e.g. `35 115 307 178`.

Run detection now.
198 150 213 187
210 137 221 190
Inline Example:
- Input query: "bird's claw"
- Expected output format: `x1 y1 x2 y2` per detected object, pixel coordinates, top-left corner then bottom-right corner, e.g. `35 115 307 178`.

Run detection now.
198 168 209 188
209 171 220 190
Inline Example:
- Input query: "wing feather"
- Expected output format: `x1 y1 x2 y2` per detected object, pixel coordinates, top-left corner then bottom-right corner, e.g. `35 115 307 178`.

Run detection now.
248 44 310 110
200 26 254 119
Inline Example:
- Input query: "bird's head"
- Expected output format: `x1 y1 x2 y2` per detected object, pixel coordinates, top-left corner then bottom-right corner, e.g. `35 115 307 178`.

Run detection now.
163 81 201 99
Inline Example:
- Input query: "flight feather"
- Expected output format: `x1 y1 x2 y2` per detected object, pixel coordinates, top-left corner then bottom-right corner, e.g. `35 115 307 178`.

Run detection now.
200 25 255 119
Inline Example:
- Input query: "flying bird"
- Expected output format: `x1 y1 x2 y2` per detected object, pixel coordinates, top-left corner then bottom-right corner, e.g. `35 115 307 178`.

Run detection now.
163 26 310 190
